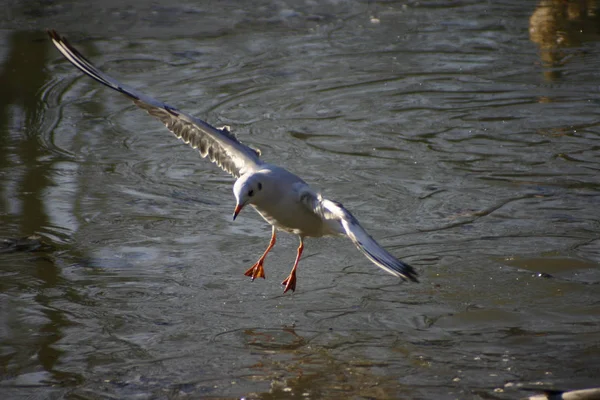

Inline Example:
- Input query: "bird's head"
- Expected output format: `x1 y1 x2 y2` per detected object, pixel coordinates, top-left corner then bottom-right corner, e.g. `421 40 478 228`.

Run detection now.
232 174 265 220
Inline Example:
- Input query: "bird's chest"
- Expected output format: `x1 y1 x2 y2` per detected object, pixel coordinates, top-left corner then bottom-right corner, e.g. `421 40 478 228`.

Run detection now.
252 199 324 237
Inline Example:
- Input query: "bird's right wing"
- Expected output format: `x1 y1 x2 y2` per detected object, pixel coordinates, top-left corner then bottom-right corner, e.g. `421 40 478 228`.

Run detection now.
302 191 419 282
48 30 262 178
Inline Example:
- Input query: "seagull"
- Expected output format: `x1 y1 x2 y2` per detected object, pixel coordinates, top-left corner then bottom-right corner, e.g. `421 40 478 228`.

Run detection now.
48 30 419 293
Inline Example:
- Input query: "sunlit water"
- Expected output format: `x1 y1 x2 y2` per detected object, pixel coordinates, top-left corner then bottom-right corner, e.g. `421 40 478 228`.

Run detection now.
1 1 599 399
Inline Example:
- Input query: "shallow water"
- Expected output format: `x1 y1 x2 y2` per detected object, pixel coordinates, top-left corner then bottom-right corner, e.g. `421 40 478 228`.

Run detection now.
1 1 600 399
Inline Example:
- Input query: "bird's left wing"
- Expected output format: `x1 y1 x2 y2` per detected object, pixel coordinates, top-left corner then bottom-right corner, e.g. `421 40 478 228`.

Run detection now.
48 30 262 178
301 191 419 282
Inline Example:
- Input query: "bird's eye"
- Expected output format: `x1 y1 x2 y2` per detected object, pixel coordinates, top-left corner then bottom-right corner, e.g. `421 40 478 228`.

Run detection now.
257 182 262 190
248 190 254 197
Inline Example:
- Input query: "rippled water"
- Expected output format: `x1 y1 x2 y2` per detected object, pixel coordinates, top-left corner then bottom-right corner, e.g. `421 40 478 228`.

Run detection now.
1 1 600 399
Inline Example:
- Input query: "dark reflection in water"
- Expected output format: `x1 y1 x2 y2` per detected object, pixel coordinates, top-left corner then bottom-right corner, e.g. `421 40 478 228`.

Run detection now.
0 31 51 230
1 1 600 399
0 30 86 392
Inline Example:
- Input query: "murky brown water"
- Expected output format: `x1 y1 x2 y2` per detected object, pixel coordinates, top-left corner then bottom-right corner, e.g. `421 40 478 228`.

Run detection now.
1 1 600 399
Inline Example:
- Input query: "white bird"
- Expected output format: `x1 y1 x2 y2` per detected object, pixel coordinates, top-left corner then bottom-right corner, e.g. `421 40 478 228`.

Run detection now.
48 30 418 293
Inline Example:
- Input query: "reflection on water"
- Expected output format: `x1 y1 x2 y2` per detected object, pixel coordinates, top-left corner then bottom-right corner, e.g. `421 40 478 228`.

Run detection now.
530 0 600 81
0 30 83 392
1 1 600 399
529 0 600 81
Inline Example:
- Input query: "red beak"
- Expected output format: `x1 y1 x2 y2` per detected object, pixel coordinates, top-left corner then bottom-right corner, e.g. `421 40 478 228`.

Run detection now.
233 204 243 220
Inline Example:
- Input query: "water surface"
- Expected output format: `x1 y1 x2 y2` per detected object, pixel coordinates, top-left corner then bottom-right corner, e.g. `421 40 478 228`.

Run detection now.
1 1 599 399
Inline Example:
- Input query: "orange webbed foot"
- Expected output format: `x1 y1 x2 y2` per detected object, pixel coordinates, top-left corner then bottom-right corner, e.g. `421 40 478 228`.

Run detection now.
281 272 297 293
244 261 266 281
244 228 276 281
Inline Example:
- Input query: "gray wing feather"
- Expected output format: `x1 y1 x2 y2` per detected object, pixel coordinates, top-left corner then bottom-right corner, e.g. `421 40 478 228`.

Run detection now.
306 194 418 282
48 30 262 177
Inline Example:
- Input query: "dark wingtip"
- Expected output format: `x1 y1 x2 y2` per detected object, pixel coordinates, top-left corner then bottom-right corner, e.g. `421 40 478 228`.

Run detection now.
46 29 92 65
365 246 419 283
394 259 419 283
47 29 61 42
403 264 419 283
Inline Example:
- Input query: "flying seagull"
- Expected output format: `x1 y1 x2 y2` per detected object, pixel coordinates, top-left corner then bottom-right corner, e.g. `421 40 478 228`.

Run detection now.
47 30 418 293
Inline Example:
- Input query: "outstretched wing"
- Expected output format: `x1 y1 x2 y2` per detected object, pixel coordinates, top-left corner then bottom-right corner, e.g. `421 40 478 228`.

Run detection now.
304 192 419 282
48 30 262 178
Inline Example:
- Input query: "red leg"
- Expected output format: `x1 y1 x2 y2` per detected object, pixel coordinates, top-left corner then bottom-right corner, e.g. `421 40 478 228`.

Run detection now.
245 226 276 280
282 238 304 293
